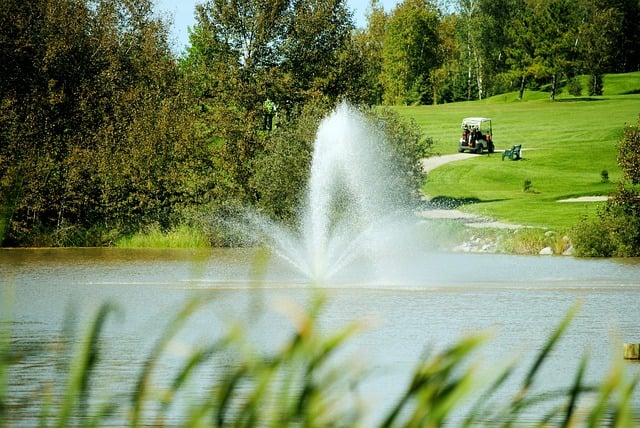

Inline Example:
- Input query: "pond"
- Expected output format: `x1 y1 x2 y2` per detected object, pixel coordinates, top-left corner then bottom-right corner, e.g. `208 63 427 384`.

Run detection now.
2 248 640 426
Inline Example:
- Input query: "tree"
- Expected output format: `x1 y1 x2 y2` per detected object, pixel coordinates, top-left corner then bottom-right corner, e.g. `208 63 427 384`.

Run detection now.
353 0 388 105
281 0 356 103
608 0 640 73
527 0 583 101
503 0 537 99
454 0 484 100
576 0 623 96
380 0 441 105
431 13 461 103
181 0 361 225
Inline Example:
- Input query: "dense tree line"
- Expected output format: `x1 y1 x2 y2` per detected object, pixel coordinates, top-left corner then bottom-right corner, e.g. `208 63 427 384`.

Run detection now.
1 0 205 245
358 0 639 104
1 0 637 246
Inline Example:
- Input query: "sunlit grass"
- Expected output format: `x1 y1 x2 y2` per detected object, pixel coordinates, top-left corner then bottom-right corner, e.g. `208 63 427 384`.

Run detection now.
394 72 640 233
116 224 210 248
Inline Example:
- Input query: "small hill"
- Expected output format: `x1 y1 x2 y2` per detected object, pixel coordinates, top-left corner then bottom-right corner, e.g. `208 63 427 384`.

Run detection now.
394 72 640 231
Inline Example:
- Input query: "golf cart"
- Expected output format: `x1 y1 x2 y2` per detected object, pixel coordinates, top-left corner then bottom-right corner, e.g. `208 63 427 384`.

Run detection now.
458 117 495 154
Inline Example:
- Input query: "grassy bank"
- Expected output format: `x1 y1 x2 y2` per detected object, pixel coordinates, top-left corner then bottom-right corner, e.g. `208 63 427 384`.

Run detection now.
395 72 640 234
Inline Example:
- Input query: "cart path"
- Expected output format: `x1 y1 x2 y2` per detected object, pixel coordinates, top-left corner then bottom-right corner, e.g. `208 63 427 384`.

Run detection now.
420 153 475 173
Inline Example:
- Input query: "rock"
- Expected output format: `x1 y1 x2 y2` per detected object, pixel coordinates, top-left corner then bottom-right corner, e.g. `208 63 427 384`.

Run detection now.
539 246 554 255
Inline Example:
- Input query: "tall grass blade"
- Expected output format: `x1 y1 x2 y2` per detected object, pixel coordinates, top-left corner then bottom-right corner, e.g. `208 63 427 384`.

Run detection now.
213 365 248 427
587 363 639 428
57 302 117 428
380 334 485 428
294 321 363 417
521 304 578 393
159 340 225 415
130 295 209 427
562 354 588 427
610 372 639 427
461 364 517 426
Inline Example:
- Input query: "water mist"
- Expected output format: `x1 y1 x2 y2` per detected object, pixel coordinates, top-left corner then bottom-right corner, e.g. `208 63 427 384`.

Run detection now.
256 103 420 284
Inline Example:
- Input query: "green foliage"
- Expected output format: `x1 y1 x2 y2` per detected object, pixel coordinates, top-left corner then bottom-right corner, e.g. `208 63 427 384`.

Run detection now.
3 296 638 426
2 0 639 248
250 101 326 223
366 107 434 202
617 117 640 185
0 0 199 246
380 0 441 105
573 186 640 257
352 0 388 105
250 102 432 225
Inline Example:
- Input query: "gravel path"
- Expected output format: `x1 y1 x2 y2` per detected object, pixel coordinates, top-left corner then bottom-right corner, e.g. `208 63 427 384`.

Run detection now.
420 153 476 173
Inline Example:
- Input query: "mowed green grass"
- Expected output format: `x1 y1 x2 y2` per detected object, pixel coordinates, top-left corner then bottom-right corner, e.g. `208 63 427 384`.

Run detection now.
394 72 640 230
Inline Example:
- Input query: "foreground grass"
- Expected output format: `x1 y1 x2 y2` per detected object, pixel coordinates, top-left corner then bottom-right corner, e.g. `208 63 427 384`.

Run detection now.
2 295 638 427
395 72 640 233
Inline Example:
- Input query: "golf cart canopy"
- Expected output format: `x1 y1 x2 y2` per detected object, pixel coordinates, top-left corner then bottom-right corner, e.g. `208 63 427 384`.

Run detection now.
461 117 491 129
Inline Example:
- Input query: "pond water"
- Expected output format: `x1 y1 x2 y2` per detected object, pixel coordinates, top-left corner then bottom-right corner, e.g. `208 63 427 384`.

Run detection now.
2 248 640 426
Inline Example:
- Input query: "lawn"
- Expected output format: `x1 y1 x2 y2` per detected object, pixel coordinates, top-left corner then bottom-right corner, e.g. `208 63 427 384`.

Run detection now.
394 72 640 231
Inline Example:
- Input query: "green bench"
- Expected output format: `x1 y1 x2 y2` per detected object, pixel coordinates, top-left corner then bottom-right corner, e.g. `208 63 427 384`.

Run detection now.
502 144 522 161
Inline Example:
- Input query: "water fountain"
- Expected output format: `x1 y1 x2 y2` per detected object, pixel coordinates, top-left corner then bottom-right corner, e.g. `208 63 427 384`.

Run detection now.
255 103 421 284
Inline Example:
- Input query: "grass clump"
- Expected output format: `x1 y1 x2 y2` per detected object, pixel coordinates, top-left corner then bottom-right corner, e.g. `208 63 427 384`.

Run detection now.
3 296 638 427
116 224 210 248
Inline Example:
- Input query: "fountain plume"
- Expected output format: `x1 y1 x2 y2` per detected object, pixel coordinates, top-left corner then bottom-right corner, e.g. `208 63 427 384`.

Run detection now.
255 103 418 283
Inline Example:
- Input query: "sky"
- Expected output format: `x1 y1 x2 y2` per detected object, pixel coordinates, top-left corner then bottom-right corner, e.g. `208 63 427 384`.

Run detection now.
155 0 400 53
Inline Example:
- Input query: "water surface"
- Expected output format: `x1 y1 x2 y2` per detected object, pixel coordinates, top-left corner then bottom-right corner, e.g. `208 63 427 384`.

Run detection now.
2 248 639 425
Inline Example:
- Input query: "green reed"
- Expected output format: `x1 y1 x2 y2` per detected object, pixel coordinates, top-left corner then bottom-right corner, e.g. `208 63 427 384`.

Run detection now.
2 297 638 427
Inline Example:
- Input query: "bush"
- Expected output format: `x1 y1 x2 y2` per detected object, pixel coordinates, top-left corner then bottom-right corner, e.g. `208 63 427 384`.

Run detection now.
572 215 616 257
